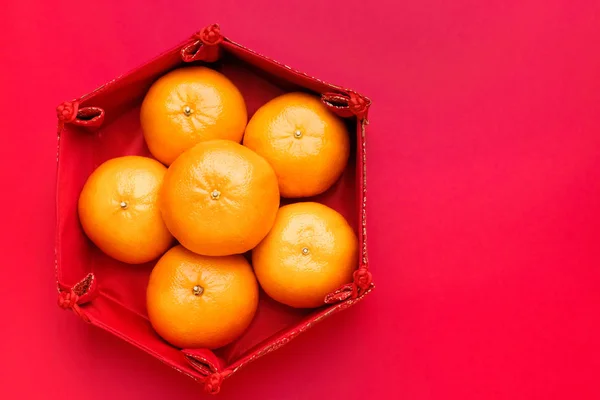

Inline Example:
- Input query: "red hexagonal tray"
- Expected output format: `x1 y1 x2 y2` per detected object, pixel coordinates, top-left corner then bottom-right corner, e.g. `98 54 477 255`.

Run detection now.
54 23 374 394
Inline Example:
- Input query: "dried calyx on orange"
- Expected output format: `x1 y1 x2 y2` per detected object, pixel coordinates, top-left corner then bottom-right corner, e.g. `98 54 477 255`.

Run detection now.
140 66 247 165
243 92 350 198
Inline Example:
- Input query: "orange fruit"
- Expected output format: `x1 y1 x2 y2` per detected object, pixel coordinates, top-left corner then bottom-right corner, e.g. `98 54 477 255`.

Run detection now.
146 245 259 349
78 156 173 264
160 140 280 256
140 66 247 165
243 92 350 198
252 202 358 308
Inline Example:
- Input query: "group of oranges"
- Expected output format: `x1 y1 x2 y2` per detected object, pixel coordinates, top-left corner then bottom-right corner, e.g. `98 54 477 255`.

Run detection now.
77 66 358 349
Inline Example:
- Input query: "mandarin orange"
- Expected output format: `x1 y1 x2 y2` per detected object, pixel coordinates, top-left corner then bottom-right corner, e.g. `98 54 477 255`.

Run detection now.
243 92 350 198
252 202 358 308
78 156 173 264
160 140 280 256
146 245 259 349
140 66 247 165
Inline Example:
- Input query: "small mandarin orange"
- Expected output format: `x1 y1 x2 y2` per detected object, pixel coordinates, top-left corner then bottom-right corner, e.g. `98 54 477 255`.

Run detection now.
78 156 173 264
252 202 358 308
160 140 280 256
243 92 350 198
147 245 259 349
140 66 247 165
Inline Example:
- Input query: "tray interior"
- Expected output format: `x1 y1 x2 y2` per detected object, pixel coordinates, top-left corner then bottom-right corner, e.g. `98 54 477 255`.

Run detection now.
56 49 358 368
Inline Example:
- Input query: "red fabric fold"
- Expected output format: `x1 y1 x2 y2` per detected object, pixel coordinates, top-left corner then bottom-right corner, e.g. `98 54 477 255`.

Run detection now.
321 91 371 119
181 24 223 62
56 101 105 130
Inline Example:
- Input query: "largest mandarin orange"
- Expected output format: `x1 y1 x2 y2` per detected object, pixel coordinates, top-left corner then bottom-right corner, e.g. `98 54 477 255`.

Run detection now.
78 156 173 264
252 202 358 308
243 92 350 198
160 140 280 256
147 245 259 349
140 66 247 165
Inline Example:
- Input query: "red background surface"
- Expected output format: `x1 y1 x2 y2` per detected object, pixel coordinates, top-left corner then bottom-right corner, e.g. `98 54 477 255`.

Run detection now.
1 1 600 399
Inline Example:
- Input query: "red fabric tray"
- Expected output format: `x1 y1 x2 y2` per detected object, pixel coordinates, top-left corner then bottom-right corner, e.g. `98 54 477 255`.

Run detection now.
54 24 375 394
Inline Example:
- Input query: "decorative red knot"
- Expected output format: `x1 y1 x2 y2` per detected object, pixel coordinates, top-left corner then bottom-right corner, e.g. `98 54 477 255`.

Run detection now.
353 267 372 290
348 92 368 119
196 24 222 46
58 290 79 309
204 372 223 394
57 290 90 322
325 267 372 304
56 101 79 123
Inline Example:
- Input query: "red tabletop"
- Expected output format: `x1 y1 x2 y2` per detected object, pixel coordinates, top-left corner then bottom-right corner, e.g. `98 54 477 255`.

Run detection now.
1 1 600 399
